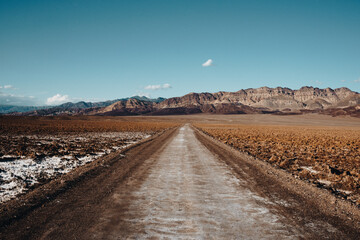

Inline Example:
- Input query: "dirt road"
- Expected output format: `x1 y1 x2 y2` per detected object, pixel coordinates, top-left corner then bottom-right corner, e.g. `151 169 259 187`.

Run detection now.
1 125 359 239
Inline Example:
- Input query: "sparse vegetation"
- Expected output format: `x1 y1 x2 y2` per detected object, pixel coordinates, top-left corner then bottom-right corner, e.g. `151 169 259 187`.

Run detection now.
196 123 360 205
0 116 178 134
0 116 179 203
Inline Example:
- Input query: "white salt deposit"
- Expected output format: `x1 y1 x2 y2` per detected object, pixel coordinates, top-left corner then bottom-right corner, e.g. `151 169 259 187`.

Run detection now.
301 166 319 174
0 132 151 203
317 179 332 186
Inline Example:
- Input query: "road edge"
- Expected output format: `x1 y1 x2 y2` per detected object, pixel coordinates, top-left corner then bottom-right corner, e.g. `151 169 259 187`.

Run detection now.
193 125 360 237
0 127 178 228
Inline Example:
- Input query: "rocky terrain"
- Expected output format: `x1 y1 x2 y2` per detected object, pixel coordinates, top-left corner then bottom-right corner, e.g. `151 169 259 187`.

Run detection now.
2 96 165 115
5 86 360 116
0 105 48 114
0 117 178 203
318 104 360 118
0 132 150 203
93 86 359 116
196 124 360 206
2 123 360 239
155 86 359 112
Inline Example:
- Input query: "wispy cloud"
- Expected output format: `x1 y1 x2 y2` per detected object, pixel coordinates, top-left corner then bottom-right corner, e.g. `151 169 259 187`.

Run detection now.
202 59 213 67
0 85 14 89
0 92 38 106
354 78 360 83
46 94 70 105
134 91 151 98
0 84 40 106
144 83 171 90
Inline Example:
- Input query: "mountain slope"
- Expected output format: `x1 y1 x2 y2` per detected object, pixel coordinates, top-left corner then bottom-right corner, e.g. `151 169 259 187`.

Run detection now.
157 86 359 111
0 105 49 114
93 86 359 116
7 96 165 116
8 87 360 116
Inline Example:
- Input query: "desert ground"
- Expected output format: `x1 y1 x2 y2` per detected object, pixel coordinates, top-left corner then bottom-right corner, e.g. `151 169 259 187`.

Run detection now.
0 114 359 239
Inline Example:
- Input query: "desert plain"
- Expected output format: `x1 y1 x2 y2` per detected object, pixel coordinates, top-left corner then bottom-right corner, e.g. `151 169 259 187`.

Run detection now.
0 113 359 239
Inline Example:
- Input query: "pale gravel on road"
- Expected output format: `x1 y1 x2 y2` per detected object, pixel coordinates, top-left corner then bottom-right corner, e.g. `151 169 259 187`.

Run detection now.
95 125 316 239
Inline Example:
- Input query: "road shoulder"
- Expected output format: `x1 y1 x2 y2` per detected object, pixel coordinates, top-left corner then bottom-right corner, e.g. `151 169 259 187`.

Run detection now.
0 127 178 239
194 126 360 238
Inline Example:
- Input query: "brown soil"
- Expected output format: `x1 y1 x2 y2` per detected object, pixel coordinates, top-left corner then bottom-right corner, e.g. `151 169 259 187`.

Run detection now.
0 128 178 239
195 124 360 205
0 115 179 134
0 132 148 160
0 124 359 239
194 127 360 239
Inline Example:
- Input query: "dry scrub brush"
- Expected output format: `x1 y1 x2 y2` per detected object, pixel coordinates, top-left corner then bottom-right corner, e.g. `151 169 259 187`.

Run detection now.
196 124 360 204
0 116 179 134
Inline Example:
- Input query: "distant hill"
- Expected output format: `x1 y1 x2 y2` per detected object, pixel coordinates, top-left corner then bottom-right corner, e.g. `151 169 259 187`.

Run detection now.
56 96 165 110
90 86 360 117
0 105 48 114
156 86 359 111
5 87 360 117
4 96 166 115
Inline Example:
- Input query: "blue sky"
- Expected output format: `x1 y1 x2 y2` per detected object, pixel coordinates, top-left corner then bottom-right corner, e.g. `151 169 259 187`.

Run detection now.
0 0 360 106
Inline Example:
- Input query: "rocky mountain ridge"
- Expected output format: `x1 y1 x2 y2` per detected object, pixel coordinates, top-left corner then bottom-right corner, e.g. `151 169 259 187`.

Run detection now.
92 86 359 116
2 96 165 115
6 87 360 117
157 86 358 110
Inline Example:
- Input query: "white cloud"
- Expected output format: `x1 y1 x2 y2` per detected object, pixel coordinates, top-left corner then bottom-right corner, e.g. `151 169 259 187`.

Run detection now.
0 85 40 106
144 83 172 90
202 59 213 67
134 91 151 98
0 92 39 106
46 94 70 105
354 78 360 83
162 83 171 88
0 85 14 89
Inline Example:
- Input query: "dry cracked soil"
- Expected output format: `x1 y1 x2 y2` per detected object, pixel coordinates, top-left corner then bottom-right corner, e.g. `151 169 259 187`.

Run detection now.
0 124 360 239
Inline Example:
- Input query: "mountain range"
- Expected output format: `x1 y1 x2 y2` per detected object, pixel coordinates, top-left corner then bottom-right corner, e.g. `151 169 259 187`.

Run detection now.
0 96 165 114
3 87 360 117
